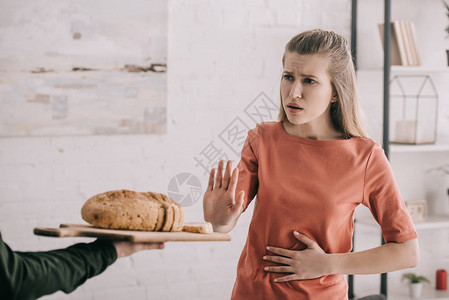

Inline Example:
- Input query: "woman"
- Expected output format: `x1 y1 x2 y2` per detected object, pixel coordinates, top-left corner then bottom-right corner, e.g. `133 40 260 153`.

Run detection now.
203 29 418 299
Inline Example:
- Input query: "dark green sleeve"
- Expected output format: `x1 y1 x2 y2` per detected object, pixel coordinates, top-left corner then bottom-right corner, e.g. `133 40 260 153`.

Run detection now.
0 233 117 300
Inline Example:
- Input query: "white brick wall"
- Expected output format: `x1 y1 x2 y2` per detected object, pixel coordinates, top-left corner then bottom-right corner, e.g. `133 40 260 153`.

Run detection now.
1 0 448 299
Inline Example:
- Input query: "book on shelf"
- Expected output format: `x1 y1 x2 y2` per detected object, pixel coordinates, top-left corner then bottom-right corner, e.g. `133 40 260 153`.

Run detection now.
400 20 414 65
378 23 403 65
409 22 422 65
378 21 421 66
393 21 408 65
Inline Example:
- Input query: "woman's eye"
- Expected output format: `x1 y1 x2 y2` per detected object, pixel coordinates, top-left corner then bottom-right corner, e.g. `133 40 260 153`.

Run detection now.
304 78 316 84
282 74 293 81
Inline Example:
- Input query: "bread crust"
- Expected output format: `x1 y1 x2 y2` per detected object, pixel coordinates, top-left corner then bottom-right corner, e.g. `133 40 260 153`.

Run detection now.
81 189 184 232
81 190 160 231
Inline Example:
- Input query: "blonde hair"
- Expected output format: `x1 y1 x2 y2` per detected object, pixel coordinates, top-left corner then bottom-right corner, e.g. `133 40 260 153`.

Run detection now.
279 29 366 138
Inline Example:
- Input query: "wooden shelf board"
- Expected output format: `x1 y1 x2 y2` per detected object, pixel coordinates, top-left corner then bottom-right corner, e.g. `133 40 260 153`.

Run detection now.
391 66 449 73
390 143 449 153
357 215 449 230
356 67 449 73
414 215 449 230
389 285 449 300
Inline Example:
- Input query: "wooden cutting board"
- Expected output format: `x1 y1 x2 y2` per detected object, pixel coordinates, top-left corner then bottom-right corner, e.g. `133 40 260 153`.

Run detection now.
34 223 231 242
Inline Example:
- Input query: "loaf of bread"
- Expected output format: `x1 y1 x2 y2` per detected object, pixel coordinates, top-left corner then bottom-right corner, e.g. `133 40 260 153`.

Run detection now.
81 189 184 232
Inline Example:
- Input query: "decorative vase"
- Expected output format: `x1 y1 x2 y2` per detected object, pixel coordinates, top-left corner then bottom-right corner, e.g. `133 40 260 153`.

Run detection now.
409 282 423 298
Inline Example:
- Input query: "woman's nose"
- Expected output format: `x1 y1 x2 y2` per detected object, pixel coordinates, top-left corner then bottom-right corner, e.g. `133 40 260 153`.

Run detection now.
289 81 303 99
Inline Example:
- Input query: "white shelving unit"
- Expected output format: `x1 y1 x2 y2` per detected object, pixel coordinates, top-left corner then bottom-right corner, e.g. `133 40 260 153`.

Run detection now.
351 0 449 297
390 143 449 153
357 214 449 299
358 214 449 231
358 140 449 233
392 67 449 74
391 66 449 73
414 215 449 230
389 285 449 300
357 67 449 73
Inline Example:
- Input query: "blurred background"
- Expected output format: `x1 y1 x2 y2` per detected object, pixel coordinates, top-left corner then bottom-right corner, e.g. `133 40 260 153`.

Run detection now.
0 0 448 299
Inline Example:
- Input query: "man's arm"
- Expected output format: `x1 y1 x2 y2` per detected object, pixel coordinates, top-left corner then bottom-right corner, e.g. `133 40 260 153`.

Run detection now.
0 234 117 300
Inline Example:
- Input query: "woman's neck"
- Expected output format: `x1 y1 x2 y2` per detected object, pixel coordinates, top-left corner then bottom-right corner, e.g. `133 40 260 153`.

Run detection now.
282 120 344 141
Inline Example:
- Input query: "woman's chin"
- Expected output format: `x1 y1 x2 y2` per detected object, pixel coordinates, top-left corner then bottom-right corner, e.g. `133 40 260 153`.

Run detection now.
286 116 306 126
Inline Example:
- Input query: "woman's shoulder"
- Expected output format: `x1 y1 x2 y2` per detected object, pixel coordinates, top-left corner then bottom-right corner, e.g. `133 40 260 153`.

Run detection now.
349 136 385 157
351 136 378 146
247 122 279 142
251 121 279 135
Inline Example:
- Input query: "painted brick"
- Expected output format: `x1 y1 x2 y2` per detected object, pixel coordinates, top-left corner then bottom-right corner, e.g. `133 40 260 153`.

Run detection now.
0 1 448 299
92 287 147 300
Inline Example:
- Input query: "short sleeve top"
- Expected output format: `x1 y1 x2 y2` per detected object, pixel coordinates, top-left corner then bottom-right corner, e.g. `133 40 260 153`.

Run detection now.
231 122 417 300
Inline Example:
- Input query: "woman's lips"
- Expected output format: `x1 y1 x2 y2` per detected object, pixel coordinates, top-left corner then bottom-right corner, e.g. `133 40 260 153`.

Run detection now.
287 103 303 114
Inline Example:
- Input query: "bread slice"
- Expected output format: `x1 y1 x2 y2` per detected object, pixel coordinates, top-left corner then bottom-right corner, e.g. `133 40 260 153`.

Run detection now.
81 190 160 231
144 192 174 232
161 193 184 232
182 222 213 234
144 194 165 231
137 191 166 231
173 201 185 232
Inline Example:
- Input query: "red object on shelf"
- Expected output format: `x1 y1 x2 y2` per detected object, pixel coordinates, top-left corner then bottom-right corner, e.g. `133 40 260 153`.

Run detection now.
436 269 447 290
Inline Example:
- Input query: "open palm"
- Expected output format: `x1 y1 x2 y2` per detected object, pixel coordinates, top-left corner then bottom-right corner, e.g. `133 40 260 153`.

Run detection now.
203 160 244 233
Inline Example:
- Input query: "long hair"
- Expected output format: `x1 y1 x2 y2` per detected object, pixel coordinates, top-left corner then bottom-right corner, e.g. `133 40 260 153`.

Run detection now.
279 29 366 138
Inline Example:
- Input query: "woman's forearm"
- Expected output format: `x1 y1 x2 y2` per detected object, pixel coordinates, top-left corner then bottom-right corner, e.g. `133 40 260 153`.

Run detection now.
328 238 419 275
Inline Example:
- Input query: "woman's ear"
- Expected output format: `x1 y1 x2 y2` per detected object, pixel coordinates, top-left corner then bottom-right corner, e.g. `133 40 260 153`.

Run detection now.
331 85 338 102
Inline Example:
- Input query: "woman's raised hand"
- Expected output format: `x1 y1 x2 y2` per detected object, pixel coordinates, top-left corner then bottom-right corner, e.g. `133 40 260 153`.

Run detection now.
203 160 245 233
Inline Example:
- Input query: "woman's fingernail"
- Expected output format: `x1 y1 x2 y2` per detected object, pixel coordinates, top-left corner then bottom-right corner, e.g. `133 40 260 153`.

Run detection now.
266 246 270 250
263 256 267 260
264 267 269 271
274 279 278 282
294 231 299 235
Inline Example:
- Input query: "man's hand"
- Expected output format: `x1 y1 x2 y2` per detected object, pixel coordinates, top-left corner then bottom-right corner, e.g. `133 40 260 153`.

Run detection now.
112 241 165 258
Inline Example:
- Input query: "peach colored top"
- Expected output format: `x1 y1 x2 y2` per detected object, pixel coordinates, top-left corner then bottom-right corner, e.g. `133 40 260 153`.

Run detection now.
231 122 417 300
